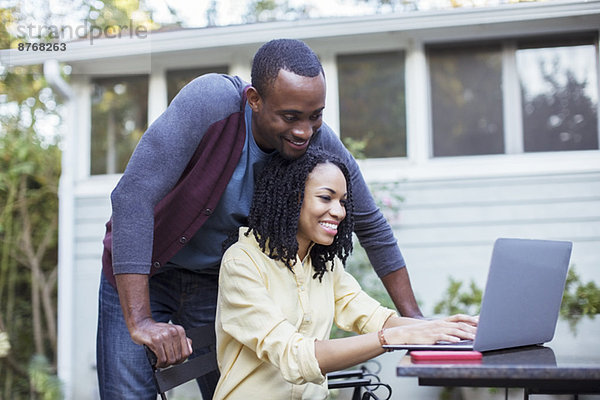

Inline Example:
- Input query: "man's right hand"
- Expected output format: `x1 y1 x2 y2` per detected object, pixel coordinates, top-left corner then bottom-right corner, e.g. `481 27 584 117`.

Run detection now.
114 273 193 368
132 318 193 368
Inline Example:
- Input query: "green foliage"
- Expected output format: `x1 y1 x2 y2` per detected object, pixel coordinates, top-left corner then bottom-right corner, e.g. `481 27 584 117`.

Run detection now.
0 118 62 399
0 330 10 357
560 266 600 331
79 0 159 29
369 181 404 225
28 355 62 400
433 266 600 333
342 136 369 160
1 14 62 398
1 7 17 49
244 0 310 23
433 277 482 316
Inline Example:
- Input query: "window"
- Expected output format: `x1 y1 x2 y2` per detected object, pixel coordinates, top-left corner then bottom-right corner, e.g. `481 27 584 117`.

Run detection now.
337 51 407 158
90 75 148 175
428 34 599 158
517 38 598 152
167 66 228 104
428 44 504 157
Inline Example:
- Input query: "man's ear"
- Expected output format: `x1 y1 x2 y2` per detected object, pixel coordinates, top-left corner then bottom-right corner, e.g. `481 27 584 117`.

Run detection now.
246 86 262 112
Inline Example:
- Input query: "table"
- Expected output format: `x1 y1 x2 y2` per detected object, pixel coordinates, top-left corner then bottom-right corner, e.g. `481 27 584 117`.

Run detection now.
395 318 600 399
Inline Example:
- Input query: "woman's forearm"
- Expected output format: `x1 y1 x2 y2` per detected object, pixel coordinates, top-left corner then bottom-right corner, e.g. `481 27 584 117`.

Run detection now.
314 314 478 374
314 332 384 374
314 316 420 374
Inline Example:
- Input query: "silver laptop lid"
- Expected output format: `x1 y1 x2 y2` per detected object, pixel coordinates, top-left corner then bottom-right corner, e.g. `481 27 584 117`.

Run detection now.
474 238 572 352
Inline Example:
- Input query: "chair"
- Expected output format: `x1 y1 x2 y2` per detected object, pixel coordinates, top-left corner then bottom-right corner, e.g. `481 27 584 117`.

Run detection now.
145 325 392 400
327 362 392 400
145 324 218 400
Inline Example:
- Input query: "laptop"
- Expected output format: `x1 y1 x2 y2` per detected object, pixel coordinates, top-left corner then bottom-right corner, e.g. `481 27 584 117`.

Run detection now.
384 238 572 352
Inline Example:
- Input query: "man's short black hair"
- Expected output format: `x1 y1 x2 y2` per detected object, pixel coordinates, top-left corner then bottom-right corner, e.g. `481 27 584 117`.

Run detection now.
251 38 324 97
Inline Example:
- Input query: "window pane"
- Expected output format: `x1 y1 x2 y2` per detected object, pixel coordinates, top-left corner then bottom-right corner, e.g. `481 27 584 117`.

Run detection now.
518 42 599 152
337 51 406 158
167 66 228 104
91 75 148 175
429 45 504 157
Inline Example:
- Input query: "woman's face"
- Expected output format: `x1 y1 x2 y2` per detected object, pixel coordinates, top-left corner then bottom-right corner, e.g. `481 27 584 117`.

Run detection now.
296 162 347 259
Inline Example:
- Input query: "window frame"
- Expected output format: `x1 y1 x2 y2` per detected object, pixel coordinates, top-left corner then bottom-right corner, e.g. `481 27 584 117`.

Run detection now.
80 32 600 184
336 49 408 159
425 32 600 159
357 33 600 182
89 74 150 176
166 65 229 105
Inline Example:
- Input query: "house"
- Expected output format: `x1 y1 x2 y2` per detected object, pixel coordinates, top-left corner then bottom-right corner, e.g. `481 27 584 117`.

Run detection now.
2 1 599 398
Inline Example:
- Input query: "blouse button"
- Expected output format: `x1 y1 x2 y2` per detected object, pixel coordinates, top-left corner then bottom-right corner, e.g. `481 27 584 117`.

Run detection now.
152 261 161 269
179 236 187 244
203 208 213 216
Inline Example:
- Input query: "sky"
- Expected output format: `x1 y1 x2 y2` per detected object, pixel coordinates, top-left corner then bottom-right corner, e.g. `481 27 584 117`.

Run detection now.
140 0 508 26
143 0 391 26
7 0 513 32
32 0 394 29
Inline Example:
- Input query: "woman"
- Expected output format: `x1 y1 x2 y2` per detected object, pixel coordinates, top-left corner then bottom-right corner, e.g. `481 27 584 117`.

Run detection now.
214 148 477 399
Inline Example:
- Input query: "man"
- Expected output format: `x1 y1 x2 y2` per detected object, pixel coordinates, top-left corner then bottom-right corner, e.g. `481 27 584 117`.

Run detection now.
97 38 423 400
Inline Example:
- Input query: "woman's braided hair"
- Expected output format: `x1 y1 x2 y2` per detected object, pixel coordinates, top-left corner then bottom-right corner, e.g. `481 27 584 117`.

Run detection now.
246 147 354 281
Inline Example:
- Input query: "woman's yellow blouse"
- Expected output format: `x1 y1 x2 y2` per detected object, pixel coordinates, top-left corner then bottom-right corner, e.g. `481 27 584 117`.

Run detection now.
213 227 396 400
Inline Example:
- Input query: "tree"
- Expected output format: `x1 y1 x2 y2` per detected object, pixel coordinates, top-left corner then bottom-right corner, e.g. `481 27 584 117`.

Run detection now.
522 57 598 152
77 0 163 31
1 6 62 398
0 1 165 398
0 125 61 399
244 0 311 23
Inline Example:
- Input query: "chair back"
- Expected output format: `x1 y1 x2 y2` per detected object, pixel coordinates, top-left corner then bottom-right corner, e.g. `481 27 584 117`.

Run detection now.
145 324 217 400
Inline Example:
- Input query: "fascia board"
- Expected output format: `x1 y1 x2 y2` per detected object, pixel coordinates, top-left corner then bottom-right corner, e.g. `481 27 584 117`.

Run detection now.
1 0 599 67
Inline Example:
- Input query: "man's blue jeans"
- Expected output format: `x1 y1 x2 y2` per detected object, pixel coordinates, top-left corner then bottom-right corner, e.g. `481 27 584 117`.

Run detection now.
96 268 220 400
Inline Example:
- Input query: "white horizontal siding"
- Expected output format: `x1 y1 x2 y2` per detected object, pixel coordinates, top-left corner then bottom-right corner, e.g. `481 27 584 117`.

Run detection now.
75 222 108 242
399 174 600 207
401 200 600 226
67 172 600 398
387 171 600 314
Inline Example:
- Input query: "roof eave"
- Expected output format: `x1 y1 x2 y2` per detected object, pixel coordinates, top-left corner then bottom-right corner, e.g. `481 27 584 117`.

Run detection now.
2 0 599 67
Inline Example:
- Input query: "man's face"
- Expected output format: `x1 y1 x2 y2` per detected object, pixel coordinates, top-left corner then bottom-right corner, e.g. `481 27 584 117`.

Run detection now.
249 69 326 160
